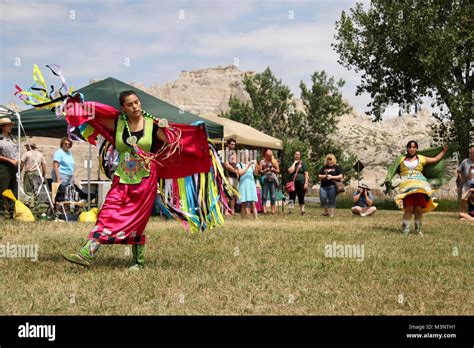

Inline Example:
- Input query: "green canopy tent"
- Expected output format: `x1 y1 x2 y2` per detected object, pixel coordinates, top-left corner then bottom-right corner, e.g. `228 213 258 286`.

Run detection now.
16 77 223 138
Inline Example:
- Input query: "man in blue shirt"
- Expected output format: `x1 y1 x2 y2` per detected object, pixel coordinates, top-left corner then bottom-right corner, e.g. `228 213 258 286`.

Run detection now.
352 182 377 217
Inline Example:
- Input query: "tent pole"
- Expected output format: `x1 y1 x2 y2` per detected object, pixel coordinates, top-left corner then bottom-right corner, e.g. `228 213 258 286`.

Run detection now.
17 112 21 200
221 137 225 215
87 143 91 211
221 137 226 163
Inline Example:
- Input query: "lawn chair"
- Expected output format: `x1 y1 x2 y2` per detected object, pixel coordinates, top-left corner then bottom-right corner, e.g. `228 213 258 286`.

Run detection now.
51 183 86 221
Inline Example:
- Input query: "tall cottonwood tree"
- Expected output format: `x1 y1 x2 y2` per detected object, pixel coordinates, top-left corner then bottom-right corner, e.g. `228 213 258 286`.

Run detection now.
333 0 473 158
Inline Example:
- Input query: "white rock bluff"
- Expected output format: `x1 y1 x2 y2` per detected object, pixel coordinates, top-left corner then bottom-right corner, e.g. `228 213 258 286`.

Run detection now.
131 65 255 116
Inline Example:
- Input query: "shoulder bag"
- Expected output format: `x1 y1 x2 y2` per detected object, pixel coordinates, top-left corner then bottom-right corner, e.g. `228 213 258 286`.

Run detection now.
285 161 302 193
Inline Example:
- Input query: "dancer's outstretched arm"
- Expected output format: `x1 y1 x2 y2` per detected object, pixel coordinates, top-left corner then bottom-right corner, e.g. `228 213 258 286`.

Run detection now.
425 144 448 164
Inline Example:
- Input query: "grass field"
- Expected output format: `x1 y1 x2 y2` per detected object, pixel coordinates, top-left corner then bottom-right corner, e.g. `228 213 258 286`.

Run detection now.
0 204 472 315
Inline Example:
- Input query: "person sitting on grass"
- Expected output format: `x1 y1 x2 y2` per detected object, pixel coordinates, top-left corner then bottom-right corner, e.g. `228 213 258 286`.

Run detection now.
351 182 377 217
459 184 474 222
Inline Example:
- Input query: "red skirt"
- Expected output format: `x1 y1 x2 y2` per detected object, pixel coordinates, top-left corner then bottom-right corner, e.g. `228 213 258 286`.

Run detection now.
88 162 158 245
403 193 427 207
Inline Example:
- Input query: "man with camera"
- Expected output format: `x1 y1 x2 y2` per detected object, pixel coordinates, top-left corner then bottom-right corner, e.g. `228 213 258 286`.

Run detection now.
351 182 377 217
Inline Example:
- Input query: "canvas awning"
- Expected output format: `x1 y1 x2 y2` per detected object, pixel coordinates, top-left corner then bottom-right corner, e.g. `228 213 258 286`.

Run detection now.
200 113 283 150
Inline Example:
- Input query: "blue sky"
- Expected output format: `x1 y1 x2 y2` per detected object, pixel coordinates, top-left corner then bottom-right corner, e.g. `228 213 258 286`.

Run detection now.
1 0 379 114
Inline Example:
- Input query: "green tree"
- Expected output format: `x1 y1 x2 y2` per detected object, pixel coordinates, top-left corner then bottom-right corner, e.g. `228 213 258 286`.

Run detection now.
222 68 358 187
333 0 473 159
224 95 254 126
299 71 356 183
220 67 296 140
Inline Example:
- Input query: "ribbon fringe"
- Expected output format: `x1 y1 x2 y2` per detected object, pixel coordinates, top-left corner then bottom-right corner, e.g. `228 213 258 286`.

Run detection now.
155 142 234 233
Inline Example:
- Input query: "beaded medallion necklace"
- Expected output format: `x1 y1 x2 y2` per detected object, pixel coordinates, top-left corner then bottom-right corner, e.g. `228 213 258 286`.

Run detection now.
121 110 168 146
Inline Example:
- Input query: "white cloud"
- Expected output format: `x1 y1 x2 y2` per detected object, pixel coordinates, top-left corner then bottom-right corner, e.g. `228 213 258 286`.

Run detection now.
190 21 371 111
193 23 332 61
68 1 258 36
0 1 67 22
1 0 375 113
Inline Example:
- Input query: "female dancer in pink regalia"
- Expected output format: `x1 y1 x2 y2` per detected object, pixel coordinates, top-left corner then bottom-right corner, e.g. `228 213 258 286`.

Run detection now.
16 65 231 270
62 91 169 269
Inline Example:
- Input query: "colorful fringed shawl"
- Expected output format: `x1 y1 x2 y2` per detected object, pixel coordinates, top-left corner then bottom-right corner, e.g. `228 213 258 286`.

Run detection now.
383 145 449 193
